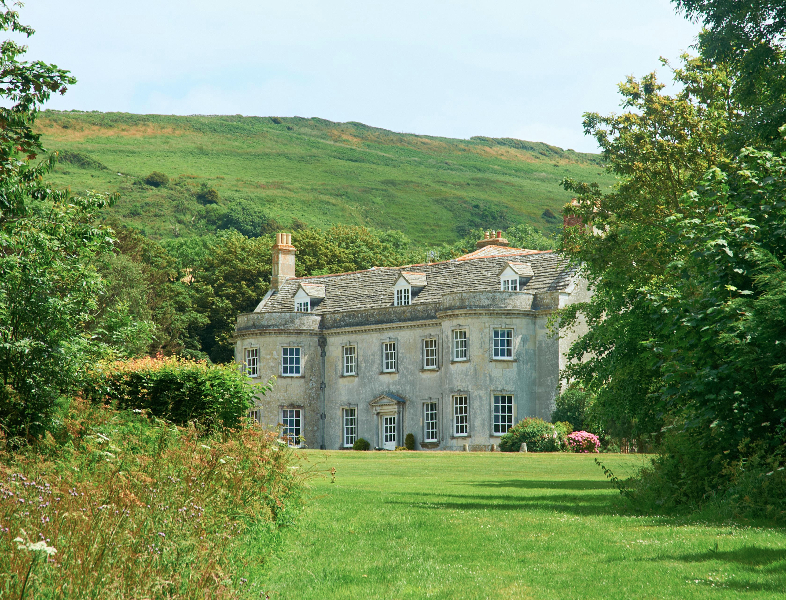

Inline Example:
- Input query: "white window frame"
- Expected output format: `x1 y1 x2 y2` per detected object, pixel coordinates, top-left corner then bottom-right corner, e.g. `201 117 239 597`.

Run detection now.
295 299 311 312
395 287 411 306
281 346 302 376
342 345 357 376
453 395 469 437
342 407 357 448
248 408 263 425
423 338 438 370
424 402 438 442
382 341 397 373
244 347 259 377
492 329 514 359
492 394 514 436
501 277 519 291
452 329 468 361
281 408 303 447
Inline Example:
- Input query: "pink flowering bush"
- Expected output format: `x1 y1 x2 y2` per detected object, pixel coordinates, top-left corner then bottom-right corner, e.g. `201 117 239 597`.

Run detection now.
567 430 600 453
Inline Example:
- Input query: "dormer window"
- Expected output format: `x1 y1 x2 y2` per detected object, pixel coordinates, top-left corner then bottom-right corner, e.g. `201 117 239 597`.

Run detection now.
499 262 533 291
393 272 426 307
294 282 325 312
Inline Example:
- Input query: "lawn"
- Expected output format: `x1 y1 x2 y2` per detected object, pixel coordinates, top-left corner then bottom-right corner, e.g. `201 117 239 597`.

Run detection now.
249 451 786 600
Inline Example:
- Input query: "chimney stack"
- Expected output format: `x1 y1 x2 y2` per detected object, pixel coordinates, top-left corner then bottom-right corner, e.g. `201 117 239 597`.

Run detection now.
475 229 510 249
271 232 296 291
563 199 583 229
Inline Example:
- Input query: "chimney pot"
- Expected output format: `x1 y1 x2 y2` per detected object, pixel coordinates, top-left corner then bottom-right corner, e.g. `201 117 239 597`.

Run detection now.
496 230 502 238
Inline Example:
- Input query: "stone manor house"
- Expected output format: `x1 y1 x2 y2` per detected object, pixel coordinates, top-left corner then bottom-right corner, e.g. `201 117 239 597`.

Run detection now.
234 231 589 450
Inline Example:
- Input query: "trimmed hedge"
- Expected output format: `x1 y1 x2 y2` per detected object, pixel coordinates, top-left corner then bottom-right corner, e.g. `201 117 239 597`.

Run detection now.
81 356 266 430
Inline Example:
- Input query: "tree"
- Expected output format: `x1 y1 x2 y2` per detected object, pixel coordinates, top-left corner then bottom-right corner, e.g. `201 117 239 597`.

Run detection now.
674 0 786 151
559 57 732 442
0 3 113 444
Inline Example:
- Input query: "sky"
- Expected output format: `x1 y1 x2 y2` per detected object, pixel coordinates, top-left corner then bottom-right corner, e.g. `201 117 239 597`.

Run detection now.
21 1 702 153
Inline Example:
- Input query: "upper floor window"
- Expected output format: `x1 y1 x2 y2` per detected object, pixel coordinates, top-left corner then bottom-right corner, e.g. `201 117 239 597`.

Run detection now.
424 402 438 442
244 347 259 377
295 299 310 312
452 330 468 361
493 329 513 359
282 347 301 376
343 345 357 376
395 287 411 306
382 341 397 372
499 262 532 291
423 339 438 369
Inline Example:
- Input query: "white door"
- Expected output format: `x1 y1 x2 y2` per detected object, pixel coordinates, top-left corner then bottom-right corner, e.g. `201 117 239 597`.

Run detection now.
382 415 397 450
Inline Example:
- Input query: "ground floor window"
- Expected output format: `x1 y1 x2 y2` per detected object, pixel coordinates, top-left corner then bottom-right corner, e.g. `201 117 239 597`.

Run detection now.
281 408 302 447
424 402 438 442
248 408 263 425
493 395 513 436
343 408 357 447
453 395 468 436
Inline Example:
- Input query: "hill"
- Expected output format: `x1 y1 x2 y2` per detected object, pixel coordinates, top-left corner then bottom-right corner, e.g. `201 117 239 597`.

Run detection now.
37 111 616 245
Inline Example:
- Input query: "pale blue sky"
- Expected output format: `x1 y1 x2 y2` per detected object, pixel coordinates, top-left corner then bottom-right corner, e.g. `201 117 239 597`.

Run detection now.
22 1 701 152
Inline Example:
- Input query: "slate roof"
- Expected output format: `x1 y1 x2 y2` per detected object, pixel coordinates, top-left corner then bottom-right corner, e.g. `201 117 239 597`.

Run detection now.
258 245 576 315
503 261 535 278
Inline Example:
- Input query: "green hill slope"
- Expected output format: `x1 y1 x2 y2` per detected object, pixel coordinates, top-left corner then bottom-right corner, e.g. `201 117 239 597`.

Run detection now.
37 111 615 244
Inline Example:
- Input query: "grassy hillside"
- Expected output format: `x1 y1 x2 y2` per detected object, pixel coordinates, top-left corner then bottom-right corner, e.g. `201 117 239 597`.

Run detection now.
37 111 616 245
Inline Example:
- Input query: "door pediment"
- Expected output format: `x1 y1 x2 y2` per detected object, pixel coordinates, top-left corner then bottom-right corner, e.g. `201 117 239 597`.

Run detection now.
369 393 407 409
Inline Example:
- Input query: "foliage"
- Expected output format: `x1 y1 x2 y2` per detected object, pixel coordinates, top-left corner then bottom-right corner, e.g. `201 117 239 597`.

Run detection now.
81 356 265 431
559 56 732 442
499 417 568 452
0 3 120 447
404 433 415 450
212 198 279 238
189 231 271 363
0 398 303 599
293 224 417 276
551 386 594 432
0 193 115 445
674 0 786 151
196 183 220 204
143 171 169 187
567 431 600 453
352 437 370 451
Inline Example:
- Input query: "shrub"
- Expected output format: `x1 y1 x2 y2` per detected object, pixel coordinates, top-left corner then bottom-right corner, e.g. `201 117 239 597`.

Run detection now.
567 430 600 453
352 437 370 451
499 417 568 452
81 356 265 431
144 171 169 187
552 386 594 432
196 183 220 204
404 433 415 450
0 398 303 599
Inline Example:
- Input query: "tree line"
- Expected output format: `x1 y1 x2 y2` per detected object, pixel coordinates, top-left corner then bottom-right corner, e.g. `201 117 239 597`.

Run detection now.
559 0 786 518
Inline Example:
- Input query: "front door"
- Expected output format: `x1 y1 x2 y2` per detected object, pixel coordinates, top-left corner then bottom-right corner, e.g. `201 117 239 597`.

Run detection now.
382 415 397 450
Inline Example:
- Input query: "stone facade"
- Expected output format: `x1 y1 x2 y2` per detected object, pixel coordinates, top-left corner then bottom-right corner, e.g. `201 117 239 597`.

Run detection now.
234 233 589 450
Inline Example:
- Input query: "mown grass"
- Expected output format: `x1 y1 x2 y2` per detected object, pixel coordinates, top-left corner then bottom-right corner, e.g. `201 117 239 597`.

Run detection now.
252 451 786 600
36 111 616 244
